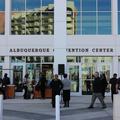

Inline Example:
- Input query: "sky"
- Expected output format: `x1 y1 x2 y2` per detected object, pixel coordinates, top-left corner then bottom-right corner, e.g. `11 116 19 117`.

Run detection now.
0 0 5 11
12 0 54 11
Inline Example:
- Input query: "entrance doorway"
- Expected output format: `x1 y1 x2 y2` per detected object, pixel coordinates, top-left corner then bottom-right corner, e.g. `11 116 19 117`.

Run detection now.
11 63 25 92
67 64 82 96
82 62 112 95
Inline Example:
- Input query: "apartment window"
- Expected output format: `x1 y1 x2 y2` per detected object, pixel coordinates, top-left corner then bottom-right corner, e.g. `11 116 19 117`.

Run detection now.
11 0 54 35
118 0 120 34
0 0 5 35
67 0 111 35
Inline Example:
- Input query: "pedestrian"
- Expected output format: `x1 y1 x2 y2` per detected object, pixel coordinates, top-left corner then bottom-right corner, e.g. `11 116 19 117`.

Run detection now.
2 73 10 99
88 72 106 109
23 73 29 99
50 74 63 108
85 74 91 93
38 73 47 99
100 73 108 98
109 73 119 102
62 73 71 107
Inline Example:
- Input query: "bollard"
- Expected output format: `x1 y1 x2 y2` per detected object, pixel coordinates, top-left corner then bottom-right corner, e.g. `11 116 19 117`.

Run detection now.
113 94 120 120
56 95 60 120
0 95 3 120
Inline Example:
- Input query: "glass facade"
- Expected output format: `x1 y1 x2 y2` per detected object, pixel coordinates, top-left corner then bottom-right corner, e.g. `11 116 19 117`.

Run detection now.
118 0 120 34
11 56 54 79
0 56 4 79
11 0 54 35
0 0 5 34
67 56 112 94
67 0 112 35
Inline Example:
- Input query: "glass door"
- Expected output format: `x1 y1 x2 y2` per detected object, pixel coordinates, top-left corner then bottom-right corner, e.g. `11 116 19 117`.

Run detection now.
97 63 112 78
11 63 25 92
68 64 82 96
0 65 2 79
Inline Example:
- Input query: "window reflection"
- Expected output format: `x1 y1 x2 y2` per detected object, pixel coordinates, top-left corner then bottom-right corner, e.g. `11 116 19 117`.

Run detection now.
11 12 25 35
67 0 80 12
0 56 4 63
42 0 54 11
67 0 112 35
98 12 111 34
0 0 5 11
11 56 25 63
82 0 96 11
12 0 25 11
98 0 111 11
0 0 5 35
11 0 54 35
0 13 5 34
118 0 120 34
26 0 41 11
82 12 96 34
0 66 2 79
26 12 41 35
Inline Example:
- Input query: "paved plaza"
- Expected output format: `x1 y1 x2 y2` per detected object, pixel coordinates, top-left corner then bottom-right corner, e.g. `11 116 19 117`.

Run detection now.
3 96 113 120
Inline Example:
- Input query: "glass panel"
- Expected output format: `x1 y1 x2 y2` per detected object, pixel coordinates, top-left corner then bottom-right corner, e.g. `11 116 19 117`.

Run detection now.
26 64 35 80
67 11 74 35
98 12 111 34
82 63 95 95
42 12 54 35
67 56 77 63
75 12 81 35
35 64 41 82
67 0 80 12
98 0 111 11
26 56 41 63
69 65 79 92
12 0 25 11
11 56 25 63
0 56 4 63
81 57 112 95
42 0 54 11
26 0 41 11
26 12 41 35
0 0 5 11
11 12 25 35
82 12 96 34
118 12 120 34
43 56 54 62
0 66 2 79
118 0 120 11
13 66 23 92
0 13 5 34
82 0 96 11
42 64 53 80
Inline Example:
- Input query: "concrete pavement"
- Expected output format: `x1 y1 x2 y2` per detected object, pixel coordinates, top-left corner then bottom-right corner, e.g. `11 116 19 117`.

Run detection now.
3 96 113 120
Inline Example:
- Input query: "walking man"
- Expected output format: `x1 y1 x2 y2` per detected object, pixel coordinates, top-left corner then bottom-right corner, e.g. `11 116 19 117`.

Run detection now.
109 73 118 102
88 72 106 109
62 74 71 107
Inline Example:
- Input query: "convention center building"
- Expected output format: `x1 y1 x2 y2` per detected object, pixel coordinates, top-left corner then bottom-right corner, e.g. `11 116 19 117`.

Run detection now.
0 0 120 96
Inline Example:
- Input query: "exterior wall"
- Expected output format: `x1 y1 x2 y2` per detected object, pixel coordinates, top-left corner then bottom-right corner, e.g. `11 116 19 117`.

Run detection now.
0 0 120 95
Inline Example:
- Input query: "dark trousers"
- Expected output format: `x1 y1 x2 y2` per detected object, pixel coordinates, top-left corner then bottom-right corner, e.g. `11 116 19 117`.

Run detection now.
111 91 117 102
89 93 106 107
2 87 6 99
63 90 70 107
40 88 45 99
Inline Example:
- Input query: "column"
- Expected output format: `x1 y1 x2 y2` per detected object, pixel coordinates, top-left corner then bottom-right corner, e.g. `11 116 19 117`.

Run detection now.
112 0 118 35
54 0 67 74
5 0 11 35
113 56 119 75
